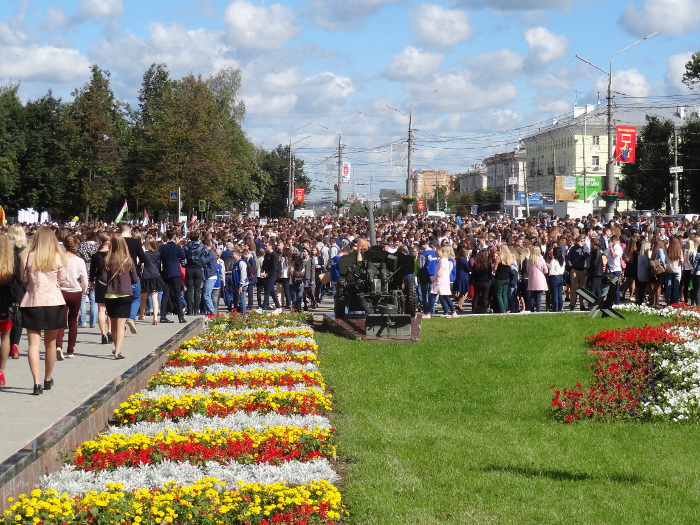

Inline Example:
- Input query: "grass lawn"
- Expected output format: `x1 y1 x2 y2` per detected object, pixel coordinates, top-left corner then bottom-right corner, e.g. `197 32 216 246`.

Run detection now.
318 311 700 525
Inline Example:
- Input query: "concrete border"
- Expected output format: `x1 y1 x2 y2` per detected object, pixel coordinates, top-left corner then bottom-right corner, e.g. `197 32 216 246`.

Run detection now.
0 319 204 509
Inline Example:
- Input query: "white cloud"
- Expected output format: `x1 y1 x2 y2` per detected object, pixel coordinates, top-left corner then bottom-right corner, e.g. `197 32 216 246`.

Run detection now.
529 68 573 90
665 52 694 92
243 93 298 117
536 98 570 114
596 69 651 98
418 68 518 110
223 0 300 50
386 46 443 81
413 4 471 49
307 0 397 31
456 0 574 10
262 68 303 93
467 49 524 82
77 0 123 19
0 45 91 83
619 0 700 38
524 26 567 67
297 72 355 110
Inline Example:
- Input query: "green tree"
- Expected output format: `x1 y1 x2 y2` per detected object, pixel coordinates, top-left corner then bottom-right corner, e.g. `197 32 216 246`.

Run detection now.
619 117 674 211
348 200 367 217
0 84 25 210
679 118 700 211
18 93 70 215
256 145 309 217
63 65 126 221
136 74 232 213
473 188 501 211
682 51 700 90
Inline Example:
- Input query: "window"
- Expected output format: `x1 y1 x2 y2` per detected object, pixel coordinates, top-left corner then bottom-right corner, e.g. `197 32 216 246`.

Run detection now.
592 135 600 146
592 156 600 167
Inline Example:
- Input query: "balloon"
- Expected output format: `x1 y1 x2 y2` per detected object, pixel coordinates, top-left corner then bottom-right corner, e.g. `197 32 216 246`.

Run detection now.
73 216 79 222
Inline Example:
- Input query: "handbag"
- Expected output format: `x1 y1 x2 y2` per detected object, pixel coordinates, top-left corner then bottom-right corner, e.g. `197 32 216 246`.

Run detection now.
318 272 331 285
649 259 665 276
7 302 21 327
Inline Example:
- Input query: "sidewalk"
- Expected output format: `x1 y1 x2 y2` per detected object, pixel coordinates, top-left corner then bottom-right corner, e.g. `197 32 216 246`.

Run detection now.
0 316 200 465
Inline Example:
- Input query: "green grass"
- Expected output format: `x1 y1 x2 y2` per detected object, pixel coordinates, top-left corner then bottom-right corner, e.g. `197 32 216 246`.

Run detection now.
318 312 700 525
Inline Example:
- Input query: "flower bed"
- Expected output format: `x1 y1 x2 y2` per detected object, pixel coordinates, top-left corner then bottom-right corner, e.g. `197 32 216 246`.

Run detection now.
551 304 700 423
2 312 346 524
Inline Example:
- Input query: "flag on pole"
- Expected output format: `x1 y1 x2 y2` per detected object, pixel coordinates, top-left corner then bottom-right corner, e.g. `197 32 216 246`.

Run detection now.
115 199 128 223
190 213 196 224
142 208 150 227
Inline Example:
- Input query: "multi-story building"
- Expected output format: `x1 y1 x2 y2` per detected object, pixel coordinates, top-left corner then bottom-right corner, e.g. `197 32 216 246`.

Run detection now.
413 169 455 200
519 103 692 204
458 164 487 193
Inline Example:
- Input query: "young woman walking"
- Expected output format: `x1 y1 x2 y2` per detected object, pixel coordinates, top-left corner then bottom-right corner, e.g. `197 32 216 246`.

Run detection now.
19 226 67 395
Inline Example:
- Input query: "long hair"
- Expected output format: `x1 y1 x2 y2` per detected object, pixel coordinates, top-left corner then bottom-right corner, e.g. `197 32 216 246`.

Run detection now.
0 233 14 284
105 233 133 277
8 224 27 250
528 245 543 265
666 237 682 261
21 225 65 272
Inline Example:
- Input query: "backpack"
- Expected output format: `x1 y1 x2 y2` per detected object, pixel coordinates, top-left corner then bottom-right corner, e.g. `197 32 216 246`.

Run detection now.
292 266 305 285
694 252 700 274
187 243 206 266
246 259 256 281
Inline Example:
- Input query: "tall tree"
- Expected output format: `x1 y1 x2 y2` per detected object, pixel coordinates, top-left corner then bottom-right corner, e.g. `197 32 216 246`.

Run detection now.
0 84 25 210
679 118 700 211
256 145 310 217
63 65 125 221
136 74 232 213
619 117 674 211
18 92 70 215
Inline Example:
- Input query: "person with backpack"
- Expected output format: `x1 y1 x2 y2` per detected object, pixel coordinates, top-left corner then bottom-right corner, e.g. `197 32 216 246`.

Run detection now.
183 230 215 316
201 238 219 315
290 252 306 312
230 249 249 314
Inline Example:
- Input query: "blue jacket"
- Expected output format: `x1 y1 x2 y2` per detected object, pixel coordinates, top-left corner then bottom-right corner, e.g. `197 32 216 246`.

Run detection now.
159 242 186 279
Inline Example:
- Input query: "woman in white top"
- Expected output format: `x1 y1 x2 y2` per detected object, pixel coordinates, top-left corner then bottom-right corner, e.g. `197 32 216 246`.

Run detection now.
681 238 696 303
56 235 88 359
664 237 683 305
547 246 566 312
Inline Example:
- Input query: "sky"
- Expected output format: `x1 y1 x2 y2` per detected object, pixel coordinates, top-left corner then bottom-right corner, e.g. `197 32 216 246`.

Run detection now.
1 0 699 203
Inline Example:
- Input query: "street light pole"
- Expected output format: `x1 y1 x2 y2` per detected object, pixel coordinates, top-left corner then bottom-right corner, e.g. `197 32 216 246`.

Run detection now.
288 123 311 214
576 32 656 221
319 110 365 216
386 90 437 214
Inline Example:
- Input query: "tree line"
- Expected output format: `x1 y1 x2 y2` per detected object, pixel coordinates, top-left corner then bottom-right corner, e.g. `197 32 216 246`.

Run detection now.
0 64 309 221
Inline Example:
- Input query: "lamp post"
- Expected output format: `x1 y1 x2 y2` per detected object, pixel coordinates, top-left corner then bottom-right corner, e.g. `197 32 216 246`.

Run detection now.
319 110 366 216
288 123 311 214
386 90 437 214
576 32 657 221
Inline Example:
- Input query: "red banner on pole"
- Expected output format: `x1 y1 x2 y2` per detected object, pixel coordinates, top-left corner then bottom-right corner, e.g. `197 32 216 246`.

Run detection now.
416 199 426 211
294 187 305 204
615 126 636 163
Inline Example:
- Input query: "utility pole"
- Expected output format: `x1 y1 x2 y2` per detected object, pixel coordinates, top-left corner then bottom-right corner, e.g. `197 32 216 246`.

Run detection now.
319 110 365 216
576 31 656 221
386 90 437 214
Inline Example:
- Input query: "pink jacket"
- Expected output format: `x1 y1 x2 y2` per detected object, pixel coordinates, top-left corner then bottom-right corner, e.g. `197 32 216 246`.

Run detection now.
527 256 549 292
20 253 66 307
431 257 452 296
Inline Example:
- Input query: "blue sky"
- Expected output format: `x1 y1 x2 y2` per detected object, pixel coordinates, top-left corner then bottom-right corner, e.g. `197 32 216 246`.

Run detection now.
1 0 698 202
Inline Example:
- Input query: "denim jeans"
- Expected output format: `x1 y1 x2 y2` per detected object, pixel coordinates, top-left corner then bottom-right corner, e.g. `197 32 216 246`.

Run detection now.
530 290 543 312
290 283 304 311
202 277 216 314
129 280 141 321
550 275 564 312
263 276 280 309
665 272 681 305
78 289 98 326
420 283 432 314
438 295 455 315
234 284 248 314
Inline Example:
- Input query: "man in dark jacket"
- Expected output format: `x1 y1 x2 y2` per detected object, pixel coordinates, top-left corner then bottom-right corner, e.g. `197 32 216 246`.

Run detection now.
159 229 187 323
260 241 281 310
567 236 589 310
182 230 215 315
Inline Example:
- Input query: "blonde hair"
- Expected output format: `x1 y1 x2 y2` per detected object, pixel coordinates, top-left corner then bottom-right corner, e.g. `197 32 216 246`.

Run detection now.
0 233 14 284
105 233 134 277
528 245 542 265
21 226 65 272
500 245 515 266
8 224 27 250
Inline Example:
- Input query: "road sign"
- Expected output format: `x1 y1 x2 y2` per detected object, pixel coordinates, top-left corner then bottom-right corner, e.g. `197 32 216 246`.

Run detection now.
669 166 683 174
505 200 520 206
169 191 178 201
198 199 206 212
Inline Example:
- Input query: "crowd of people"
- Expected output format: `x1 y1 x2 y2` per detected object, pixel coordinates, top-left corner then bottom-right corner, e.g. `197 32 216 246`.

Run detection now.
1 210 698 393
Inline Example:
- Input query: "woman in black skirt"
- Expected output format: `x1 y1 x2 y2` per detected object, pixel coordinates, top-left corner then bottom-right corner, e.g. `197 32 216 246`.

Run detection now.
19 226 67 395
89 233 111 344
138 235 166 325
102 234 138 360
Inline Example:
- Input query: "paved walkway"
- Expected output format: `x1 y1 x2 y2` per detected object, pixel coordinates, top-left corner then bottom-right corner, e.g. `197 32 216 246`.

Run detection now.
0 315 199 465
